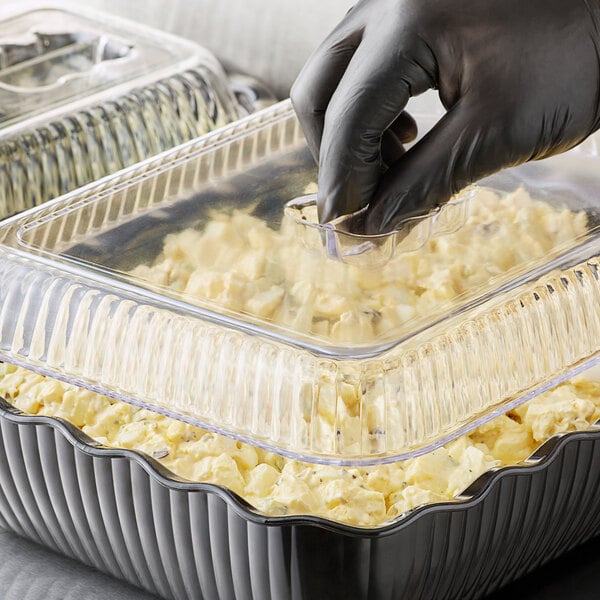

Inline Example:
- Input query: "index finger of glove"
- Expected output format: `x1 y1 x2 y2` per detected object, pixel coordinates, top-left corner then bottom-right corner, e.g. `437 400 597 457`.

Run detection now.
291 14 363 163
317 37 434 222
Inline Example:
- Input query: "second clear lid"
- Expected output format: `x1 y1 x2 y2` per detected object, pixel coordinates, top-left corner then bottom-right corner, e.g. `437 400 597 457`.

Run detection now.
0 3 244 220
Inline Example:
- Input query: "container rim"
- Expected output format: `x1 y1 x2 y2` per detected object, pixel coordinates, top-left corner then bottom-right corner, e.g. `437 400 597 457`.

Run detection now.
1 394 598 537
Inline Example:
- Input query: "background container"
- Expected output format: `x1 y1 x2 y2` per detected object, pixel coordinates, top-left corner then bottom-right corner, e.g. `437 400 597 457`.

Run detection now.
0 3 245 219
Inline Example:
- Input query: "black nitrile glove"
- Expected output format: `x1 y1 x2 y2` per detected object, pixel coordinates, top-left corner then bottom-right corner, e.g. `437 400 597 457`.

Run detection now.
291 0 600 233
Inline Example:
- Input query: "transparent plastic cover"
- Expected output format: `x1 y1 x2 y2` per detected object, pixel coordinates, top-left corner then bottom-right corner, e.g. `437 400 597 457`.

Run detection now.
0 3 242 219
1 101 600 464
0 5 202 129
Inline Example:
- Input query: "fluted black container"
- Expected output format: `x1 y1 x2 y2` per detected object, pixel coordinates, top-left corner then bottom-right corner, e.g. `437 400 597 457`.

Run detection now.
0 396 599 600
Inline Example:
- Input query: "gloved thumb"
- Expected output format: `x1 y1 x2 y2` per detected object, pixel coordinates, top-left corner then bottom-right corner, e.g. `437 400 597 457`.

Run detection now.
363 100 511 234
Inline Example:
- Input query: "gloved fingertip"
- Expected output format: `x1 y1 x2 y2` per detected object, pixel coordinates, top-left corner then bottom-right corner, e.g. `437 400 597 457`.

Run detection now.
317 198 339 224
363 190 409 234
389 111 418 144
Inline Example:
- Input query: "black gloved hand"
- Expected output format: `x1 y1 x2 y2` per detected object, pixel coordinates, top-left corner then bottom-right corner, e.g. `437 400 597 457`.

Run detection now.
291 0 600 233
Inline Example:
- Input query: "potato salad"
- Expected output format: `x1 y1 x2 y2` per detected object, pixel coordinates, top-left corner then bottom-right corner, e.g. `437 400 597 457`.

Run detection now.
2 365 600 527
130 186 587 343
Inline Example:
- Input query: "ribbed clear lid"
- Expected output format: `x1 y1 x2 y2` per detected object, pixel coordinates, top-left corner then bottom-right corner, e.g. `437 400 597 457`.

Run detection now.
0 3 242 220
0 4 205 129
1 101 600 464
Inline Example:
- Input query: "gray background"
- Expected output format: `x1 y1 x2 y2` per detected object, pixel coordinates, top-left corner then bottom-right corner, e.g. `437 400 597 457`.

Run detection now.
0 527 599 599
82 0 354 98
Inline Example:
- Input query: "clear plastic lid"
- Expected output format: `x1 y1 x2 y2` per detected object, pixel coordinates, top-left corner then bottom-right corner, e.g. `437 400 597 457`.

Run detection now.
0 3 242 218
1 100 600 465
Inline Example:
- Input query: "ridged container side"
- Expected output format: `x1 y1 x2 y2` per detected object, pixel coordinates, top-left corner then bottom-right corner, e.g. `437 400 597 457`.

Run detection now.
1 250 600 464
0 66 240 219
0 399 599 599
